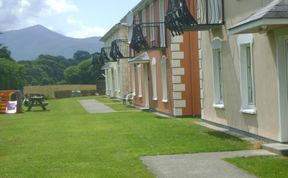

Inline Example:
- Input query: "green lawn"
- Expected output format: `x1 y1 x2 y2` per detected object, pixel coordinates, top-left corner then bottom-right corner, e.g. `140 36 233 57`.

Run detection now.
0 96 251 178
226 156 288 178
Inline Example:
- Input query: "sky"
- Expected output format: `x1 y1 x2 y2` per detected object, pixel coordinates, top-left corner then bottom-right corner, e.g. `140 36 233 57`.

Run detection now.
0 0 140 38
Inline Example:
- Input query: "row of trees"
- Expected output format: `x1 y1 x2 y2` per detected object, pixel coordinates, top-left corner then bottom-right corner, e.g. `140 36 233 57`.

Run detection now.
0 46 105 90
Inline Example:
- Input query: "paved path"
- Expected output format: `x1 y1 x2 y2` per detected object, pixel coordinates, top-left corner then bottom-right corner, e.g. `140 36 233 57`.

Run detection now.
141 150 275 178
79 99 115 113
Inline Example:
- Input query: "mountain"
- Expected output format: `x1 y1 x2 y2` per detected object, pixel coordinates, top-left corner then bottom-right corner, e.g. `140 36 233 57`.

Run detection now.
0 25 104 60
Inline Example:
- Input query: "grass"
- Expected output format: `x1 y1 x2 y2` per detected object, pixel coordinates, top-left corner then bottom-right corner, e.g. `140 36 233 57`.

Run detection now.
0 96 251 178
225 156 288 178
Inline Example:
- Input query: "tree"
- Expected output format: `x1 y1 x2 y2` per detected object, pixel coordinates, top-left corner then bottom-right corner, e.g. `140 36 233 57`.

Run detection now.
73 50 91 64
0 59 24 89
64 66 81 84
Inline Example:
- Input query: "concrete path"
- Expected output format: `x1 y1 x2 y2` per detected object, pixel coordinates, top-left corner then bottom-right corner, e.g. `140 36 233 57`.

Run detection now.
141 150 275 178
79 99 115 113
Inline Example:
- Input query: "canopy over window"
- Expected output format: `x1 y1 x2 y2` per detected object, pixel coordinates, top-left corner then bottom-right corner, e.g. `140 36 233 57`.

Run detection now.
100 47 110 64
229 0 288 34
110 40 124 61
128 52 150 64
129 24 148 52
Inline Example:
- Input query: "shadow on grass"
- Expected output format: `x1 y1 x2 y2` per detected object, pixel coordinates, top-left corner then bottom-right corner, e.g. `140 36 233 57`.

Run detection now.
24 109 51 113
207 130 243 141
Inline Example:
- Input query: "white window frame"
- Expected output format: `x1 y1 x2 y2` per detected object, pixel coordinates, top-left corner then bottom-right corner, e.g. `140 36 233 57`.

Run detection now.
131 64 136 96
161 56 168 102
149 2 155 42
151 58 158 100
159 0 166 47
238 34 256 114
117 64 121 94
137 64 143 97
212 38 224 108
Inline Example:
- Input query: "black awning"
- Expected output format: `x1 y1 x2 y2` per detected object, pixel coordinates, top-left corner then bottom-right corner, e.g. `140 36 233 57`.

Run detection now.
129 24 148 52
110 40 124 61
100 47 110 64
165 0 197 36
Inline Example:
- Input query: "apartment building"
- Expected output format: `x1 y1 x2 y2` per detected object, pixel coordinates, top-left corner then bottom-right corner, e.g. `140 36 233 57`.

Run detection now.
128 0 201 117
168 0 288 142
100 22 131 99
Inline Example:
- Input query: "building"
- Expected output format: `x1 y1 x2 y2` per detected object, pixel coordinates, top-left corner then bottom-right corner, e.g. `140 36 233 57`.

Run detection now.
169 0 288 142
128 0 201 117
100 22 131 99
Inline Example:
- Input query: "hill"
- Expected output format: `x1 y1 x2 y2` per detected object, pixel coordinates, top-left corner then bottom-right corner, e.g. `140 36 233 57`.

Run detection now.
0 25 103 60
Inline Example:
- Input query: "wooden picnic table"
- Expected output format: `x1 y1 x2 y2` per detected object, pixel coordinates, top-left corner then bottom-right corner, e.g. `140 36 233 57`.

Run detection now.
27 96 48 111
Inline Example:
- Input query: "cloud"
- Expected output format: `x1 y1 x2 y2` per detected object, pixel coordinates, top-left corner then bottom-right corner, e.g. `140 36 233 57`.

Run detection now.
0 0 78 31
65 16 107 38
43 0 78 15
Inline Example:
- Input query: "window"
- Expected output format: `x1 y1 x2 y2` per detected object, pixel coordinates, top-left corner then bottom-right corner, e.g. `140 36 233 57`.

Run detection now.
137 64 142 97
159 0 166 47
161 56 168 102
238 34 256 114
117 64 121 93
212 38 224 108
149 2 155 42
142 9 147 37
151 58 157 100
131 64 136 95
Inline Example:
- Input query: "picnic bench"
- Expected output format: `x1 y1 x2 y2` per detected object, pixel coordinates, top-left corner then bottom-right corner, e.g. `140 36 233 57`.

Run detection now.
27 96 48 111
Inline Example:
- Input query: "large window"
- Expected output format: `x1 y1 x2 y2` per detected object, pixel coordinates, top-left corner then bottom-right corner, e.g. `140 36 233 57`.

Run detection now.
137 64 142 97
149 2 155 42
151 58 157 100
212 38 224 108
161 56 168 102
159 0 166 47
141 9 147 37
238 34 256 114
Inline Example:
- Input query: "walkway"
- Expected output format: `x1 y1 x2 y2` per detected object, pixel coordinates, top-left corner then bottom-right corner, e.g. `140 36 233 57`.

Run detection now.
141 150 275 178
79 99 115 113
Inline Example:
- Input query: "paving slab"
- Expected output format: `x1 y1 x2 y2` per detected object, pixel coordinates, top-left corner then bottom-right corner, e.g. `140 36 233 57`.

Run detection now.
141 150 275 178
262 143 288 156
79 99 115 113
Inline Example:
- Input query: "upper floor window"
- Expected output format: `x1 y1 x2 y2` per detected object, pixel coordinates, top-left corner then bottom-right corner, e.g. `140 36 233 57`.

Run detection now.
149 2 155 42
238 34 256 114
141 9 147 37
159 0 166 47
212 38 224 108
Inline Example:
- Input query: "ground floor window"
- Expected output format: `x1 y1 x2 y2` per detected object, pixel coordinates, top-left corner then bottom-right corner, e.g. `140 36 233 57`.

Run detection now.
161 56 168 102
238 34 256 114
137 64 142 97
212 38 224 108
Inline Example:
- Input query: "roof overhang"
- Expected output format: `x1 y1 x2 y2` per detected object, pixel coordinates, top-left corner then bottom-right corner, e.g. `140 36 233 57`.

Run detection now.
128 52 150 64
229 18 288 34
229 0 288 34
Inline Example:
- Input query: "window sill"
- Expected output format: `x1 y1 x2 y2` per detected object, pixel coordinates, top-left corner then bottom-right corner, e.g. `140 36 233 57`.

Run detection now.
153 98 158 101
240 108 257 115
138 95 143 98
162 99 168 103
213 104 225 109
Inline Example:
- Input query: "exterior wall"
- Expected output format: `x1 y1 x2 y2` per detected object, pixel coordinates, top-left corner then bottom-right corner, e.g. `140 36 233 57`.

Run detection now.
201 0 280 141
101 24 131 99
131 0 201 117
